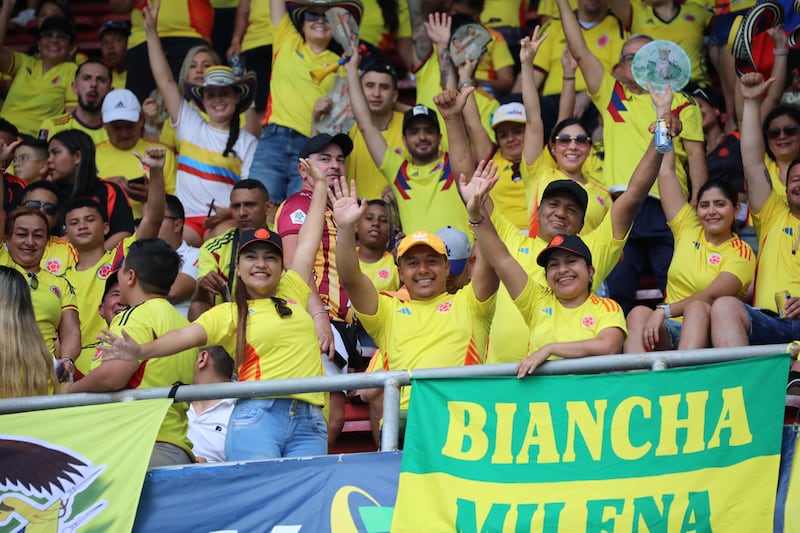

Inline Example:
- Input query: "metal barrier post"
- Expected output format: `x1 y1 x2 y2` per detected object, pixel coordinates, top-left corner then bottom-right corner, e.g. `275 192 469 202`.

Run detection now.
381 379 401 452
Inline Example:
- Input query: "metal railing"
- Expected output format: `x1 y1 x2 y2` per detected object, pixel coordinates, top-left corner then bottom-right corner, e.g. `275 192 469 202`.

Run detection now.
0 344 792 452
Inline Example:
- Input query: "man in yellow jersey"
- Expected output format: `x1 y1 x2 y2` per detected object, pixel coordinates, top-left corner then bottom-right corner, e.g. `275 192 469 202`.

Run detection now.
62 146 166 379
99 19 131 90
96 88 177 220
38 60 113 143
557 0 707 314
345 56 406 201
711 73 800 357
332 177 498 437
67 238 197 468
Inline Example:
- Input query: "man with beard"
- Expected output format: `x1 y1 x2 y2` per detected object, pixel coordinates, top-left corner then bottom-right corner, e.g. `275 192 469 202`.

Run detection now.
38 59 112 143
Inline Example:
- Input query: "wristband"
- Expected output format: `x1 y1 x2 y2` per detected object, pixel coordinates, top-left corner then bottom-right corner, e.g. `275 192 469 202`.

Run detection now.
468 216 485 227
656 303 671 319
774 49 789 56
458 79 476 90
562 76 576 80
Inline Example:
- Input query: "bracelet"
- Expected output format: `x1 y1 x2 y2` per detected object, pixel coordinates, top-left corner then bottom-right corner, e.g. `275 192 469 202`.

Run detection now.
468 216 485 227
312 310 328 318
458 79 476 90
656 303 671 319
562 76 576 80
774 49 789 56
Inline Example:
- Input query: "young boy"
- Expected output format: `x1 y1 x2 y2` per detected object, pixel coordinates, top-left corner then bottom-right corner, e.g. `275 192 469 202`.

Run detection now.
12 138 49 183
356 199 398 293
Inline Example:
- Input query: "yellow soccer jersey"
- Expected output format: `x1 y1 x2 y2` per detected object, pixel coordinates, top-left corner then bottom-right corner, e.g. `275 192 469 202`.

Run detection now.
95 138 177 219
665 204 755 316
0 251 77 355
41 236 78 276
359 0 411 47
359 285 495 409
765 156 788 203
486 209 627 362
348 110 406 201
489 148 527 231
38 112 109 143
359 250 399 293
522 150 612 238
197 227 237 306
241 0 273 51
265 14 339 136
98 298 197 457
514 276 627 353
751 192 800 311
129 0 212 48
590 72 704 197
534 13 626 97
628 1 712 87
481 0 526 27
474 28 515 85
1 53 77 136
538 0 578 20
111 69 127 91
379 149 469 236
66 235 134 376
194 270 325 406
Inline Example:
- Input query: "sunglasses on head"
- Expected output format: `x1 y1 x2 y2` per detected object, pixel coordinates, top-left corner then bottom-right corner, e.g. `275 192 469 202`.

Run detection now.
271 297 293 318
554 134 591 146
767 125 800 139
22 200 58 215
304 11 328 22
40 30 69 40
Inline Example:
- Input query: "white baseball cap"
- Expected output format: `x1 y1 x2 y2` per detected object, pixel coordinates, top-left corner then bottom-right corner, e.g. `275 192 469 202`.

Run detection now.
436 226 472 275
490 102 526 129
102 89 141 123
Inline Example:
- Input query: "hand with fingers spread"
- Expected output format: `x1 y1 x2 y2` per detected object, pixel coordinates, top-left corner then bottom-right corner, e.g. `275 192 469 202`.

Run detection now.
463 159 500 221
739 72 775 101
519 25 549 65
424 12 452 49
97 328 143 362
433 87 475 120
329 175 366 230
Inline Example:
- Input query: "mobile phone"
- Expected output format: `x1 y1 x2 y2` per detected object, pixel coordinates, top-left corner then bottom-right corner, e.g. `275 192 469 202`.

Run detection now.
333 350 348 369
129 176 147 186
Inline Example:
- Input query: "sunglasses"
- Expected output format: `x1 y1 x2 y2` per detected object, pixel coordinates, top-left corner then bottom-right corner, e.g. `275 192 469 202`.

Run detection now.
767 125 800 139
554 134 591 146
22 200 58 215
40 30 69 40
304 11 328 22
28 272 38 290
271 297 293 318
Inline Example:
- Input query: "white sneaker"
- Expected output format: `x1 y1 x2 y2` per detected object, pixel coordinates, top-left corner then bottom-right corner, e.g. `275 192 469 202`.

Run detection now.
11 8 36 27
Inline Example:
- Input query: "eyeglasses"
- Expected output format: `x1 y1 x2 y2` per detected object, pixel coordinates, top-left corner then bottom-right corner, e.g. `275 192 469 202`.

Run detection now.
271 297 293 318
22 200 58 215
554 134 591 146
304 11 328 22
27 272 38 290
619 53 636 63
767 125 800 139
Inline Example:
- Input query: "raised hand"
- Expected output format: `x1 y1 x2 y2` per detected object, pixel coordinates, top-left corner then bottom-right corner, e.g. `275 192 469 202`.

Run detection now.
463 159 499 220
768 24 788 49
519 25 549 65
648 82 673 112
134 145 167 170
561 47 578 75
739 72 775 101
343 43 361 78
142 0 160 35
97 329 143 362
433 86 475 119
424 12 452 49
299 157 327 187
328 175 365 229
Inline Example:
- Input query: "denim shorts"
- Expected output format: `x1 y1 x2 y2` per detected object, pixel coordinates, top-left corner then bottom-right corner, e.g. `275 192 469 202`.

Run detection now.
663 318 683 349
743 303 800 345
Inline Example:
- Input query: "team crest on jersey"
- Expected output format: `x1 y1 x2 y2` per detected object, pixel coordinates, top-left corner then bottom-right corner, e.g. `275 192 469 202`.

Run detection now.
394 147 403 155
684 14 695 22
45 258 62 273
286 298 298 305
51 75 61 85
378 269 390 280
707 253 721 266
596 35 609 47
97 263 113 279
290 209 307 225
49 285 61 298
595 195 606 207
582 315 596 328
437 301 453 313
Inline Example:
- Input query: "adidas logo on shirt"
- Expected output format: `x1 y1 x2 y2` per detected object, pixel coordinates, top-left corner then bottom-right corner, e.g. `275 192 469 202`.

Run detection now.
784 227 795 237
398 308 412 315
542 307 553 316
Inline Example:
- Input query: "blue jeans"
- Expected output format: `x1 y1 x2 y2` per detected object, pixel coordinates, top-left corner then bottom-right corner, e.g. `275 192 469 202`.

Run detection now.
249 123 307 204
225 398 327 461
743 303 800 345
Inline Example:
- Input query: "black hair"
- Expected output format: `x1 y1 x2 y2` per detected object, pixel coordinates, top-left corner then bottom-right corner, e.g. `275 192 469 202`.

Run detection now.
50 129 98 200
165 194 185 221
0 118 19 139
550 118 590 146
360 56 398 89
452 0 485 12
222 113 240 158
231 178 270 200
366 199 387 207
762 105 800 161
75 58 112 81
203 345 234 379
36 0 72 21
62 196 107 222
17 137 48 159
376 0 399 34
696 179 740 235
123 238 180 295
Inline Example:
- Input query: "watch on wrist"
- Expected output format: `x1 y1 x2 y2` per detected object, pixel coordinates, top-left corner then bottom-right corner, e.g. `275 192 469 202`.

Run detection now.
656 303 671 319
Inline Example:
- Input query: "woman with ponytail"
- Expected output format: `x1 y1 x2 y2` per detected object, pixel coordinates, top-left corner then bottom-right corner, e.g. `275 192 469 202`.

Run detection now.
98 160 330 461
143 0 257 246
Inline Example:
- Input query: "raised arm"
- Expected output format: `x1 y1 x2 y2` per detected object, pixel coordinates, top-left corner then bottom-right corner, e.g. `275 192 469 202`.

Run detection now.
99 323 207 362
606 0 632 29
227 0 252 59
0 1 16 74
143 0 183 124
424 12 453 90
269 0 286 27
520 27 548 165
408 0 433 70
656 150 688 222
555 0 605 95
345 49 389 168
134 146 167 239
288 159 329 286
458 57 493 161
557 48 578 124
739 73 774 213
761 26 788 117
434 87 477 185
330 176 378 315
463 161 529 299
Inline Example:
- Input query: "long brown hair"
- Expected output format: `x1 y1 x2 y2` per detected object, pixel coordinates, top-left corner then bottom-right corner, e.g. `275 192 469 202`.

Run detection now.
233 273 249 370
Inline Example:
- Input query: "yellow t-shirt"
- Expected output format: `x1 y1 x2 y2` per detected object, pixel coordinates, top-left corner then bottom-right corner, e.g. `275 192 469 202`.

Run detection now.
348 110 406 201
38 112 109 143
486 208 628 363
489 148 528 231
111 69 127 91
359 250 399 293
538 0 578 20
628 1 712 87
241 0 273 51
194 270 325 407
590 72 704 197
359 0 411 47
96 298 197 457
474 28 515 84
1 53 77 136
765 157 788 203
522 150 612 237
0 251 77 355
534 13 626 97
265 14 339 136
481 0 526 27
41 236 78 276
65 235 134 376
129 0 213 48
95 138 177 219
379 149 469 236
514 276 627 354
665 204 755 317
359 285 495 409
751 192 800 311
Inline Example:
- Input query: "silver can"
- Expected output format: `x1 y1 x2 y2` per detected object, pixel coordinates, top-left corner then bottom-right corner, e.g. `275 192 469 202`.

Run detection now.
654 118 673 153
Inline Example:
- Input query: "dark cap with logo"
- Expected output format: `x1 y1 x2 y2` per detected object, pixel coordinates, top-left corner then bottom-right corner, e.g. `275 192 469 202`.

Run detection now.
238 227 284 257
402 105 440 134
537 234 593 267
541 179 588 215
299 133 353 159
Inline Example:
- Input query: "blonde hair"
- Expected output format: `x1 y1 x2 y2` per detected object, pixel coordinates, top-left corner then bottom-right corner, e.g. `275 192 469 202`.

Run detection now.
0 266 57 398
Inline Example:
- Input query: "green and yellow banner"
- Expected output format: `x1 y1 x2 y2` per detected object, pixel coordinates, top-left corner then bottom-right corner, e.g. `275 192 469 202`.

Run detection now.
0 399 171 533
393 355 789 532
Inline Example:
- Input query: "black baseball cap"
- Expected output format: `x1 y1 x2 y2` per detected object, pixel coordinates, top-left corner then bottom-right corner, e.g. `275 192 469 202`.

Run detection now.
402 105 440 134
238 227 284 257
541 179 588 215
360 56 398 85
99 19 132 37
299 133 353 159
537 234 593 267
38 16 75 41
102 271 119 301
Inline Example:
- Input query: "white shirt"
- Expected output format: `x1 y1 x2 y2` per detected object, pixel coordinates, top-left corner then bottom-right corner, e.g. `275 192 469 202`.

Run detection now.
187 398 234 463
